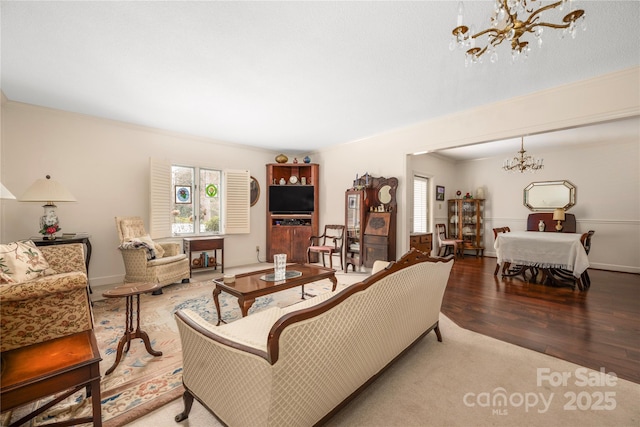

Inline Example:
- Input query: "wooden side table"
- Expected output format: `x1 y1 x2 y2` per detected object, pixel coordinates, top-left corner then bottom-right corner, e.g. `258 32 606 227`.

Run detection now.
102 283 163 375
0 330 102 427
183 236 224 275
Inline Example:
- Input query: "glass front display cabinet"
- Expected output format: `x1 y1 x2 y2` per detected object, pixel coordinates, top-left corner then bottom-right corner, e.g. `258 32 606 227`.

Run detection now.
447 199 485 257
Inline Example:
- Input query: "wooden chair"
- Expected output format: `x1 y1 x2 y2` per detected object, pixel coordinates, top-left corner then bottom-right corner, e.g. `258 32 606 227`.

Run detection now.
435 223 464 258
549 230 595 290
492 227 511 275
492 226 533 281
307 224 345 270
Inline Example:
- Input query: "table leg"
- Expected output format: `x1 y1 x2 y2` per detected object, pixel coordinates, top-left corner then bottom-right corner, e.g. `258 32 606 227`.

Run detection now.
105 294 162 375
213 287 224 325
239 296 255 317
134 294 162 357
329 274 338 291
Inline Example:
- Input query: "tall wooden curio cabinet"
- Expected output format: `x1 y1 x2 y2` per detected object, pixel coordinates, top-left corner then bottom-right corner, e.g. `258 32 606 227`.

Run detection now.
345 174 397 271
447 199 485 257
266 163 319 263
345 188 371 272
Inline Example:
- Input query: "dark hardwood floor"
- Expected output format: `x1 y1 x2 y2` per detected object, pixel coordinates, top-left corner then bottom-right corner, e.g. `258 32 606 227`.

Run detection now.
440 256 640 384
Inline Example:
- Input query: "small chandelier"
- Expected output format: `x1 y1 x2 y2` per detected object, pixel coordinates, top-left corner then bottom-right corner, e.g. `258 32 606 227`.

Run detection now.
450 0 586 66
503 137 543 173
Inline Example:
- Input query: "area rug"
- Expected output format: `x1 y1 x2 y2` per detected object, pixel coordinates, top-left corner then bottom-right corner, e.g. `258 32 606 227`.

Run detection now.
1 270 360 427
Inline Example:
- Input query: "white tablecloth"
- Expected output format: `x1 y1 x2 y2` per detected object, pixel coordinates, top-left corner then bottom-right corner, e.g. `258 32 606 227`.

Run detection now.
494 231 589 278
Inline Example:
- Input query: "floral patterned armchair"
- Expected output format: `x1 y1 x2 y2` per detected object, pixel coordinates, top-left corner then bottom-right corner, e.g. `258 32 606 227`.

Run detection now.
0 243 93 352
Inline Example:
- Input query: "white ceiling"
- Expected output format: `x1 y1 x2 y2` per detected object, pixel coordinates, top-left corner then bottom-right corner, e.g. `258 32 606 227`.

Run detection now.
1 1 639 154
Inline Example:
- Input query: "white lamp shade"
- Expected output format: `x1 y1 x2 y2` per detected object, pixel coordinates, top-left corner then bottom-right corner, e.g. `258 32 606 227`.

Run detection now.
1 183 16 199
553 208 565 221
20 176 76 204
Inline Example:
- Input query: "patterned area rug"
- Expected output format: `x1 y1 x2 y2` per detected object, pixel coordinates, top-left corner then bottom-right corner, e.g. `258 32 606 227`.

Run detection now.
1 271 357 427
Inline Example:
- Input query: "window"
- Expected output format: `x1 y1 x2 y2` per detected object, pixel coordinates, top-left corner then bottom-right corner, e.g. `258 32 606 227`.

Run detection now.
150 158 249 238
413 175 429 233
171 166 222 235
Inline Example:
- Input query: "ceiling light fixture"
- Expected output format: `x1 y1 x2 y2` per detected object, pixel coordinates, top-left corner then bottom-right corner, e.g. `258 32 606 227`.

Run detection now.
450 0 586 66
503 137 543 173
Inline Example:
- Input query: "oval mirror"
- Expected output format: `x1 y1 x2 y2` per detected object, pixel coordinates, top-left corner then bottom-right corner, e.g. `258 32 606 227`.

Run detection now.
378 185 392 204
524 180 576 211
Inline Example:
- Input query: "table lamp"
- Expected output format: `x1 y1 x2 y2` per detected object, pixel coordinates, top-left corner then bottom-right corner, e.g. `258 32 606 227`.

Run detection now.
20 175 76 239
553 208 565 232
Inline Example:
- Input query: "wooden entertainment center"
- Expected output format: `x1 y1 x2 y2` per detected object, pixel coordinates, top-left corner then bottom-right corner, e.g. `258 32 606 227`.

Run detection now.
266 163 319 263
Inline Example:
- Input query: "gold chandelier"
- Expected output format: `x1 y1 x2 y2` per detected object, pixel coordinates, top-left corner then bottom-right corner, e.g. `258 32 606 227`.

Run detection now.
450 0 586 66
503 137 544 173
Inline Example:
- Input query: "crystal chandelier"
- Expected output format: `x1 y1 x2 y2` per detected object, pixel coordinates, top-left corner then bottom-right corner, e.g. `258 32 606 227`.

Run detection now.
450 0 586 66
503 137 544 173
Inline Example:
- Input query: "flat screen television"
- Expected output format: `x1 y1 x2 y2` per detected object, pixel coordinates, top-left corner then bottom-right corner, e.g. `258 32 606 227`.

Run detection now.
269 186 315 214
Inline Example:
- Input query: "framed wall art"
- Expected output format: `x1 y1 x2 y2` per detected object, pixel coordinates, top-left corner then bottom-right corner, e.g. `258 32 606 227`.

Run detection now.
436 185 445 201
175 186 192 204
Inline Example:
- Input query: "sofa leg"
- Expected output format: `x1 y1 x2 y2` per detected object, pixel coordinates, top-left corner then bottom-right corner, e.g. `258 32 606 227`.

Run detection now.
152 288 163 296
434 324 443 342
182 278 190 283
175 390 194 422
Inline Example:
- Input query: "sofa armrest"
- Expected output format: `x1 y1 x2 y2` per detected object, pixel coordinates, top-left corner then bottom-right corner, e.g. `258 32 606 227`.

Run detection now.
40 243 86 274
118 247 150 266
0 272 88 303
175 308 283 357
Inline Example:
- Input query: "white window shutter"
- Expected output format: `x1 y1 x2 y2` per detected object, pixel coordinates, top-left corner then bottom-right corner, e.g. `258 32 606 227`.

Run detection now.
149 157 172 239
224 169 250 234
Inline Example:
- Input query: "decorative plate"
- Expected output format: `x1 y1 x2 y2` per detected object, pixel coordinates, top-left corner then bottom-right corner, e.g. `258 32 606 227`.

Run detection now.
289 175 298 184
205 184 218 198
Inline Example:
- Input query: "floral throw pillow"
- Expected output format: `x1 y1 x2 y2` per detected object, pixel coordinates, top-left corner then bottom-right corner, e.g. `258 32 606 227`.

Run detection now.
0 240 56 284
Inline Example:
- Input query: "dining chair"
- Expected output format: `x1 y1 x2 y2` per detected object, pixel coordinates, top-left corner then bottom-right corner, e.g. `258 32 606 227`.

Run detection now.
435 223 464 258
492 227 511 275
307 224 345 271
549 230 595 290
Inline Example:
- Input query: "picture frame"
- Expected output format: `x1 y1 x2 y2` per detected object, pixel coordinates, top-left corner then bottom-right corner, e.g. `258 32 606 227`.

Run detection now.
175 186 192 204
436 185 445 201
250 176 260 207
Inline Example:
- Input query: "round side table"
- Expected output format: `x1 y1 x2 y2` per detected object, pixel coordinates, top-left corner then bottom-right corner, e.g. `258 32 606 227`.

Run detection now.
102 282 163 375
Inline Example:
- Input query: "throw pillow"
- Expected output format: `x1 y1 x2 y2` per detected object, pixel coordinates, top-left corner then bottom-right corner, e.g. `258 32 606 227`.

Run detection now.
0 240 55 284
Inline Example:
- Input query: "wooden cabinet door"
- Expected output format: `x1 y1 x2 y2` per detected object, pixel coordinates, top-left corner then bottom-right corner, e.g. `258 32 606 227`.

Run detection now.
270 227 292 258
292 226 312 263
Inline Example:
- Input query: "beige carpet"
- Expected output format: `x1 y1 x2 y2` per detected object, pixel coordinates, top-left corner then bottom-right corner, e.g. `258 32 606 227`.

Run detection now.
126 304 640 426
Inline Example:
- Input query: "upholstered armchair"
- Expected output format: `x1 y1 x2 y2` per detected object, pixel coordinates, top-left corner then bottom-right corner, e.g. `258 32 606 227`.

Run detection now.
115 216 190 289
0 242 93 352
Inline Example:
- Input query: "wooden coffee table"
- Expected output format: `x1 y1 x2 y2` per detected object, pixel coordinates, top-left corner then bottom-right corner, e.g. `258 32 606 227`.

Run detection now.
213 263 337 325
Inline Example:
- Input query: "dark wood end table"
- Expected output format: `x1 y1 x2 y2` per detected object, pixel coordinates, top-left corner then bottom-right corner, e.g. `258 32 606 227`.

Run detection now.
0 330 102 427
102 282 163 375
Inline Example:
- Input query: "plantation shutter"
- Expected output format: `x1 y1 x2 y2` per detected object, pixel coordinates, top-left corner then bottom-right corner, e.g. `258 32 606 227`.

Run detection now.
149 157 172 239
224 169 250 234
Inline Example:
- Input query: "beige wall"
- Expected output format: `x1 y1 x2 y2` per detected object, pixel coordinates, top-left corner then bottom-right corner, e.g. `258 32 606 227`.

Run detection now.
2 67 639 287
1 102 274 287
313 67 640 273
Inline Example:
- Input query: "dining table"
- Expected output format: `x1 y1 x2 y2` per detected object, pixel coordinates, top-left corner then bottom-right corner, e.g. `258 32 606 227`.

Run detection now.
494 231 590 289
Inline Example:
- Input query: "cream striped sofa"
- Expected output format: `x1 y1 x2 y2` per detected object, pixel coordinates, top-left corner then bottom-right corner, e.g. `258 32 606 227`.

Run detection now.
174 249 453 426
